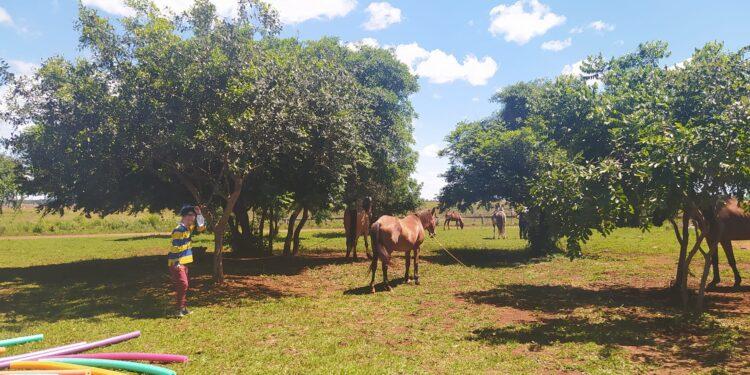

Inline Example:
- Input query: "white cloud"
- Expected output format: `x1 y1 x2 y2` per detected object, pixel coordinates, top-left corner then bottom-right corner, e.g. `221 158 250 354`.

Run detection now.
541 37 571 51
468 19 475 27
345 37 380 50
561 60 584 76
569 26 583 34
488 0 565 45
667 57 691 71
394 43 498 86
362 2 401 30
0 5 14 26
472 97 480 102
588 20 614 32
8 60 39 76
420 143 441 158
81 0 356 24
561 59 600 86
393 43 429 69
271 0 356 24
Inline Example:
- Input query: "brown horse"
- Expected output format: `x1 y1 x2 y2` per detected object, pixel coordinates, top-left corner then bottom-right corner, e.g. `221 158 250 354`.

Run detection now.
492 207 507 239
443 211 464 230
344 197 372 260
705 198 750 287
369 207 437 293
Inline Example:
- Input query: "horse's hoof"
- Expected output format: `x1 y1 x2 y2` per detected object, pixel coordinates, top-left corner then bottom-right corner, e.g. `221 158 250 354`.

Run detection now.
385 285 393 292
414 279 420 286
405 278 412 284
734 279 742 288
707 281 719 289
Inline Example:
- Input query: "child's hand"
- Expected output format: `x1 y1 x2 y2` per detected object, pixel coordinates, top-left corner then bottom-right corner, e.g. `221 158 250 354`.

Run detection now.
194 206 202 215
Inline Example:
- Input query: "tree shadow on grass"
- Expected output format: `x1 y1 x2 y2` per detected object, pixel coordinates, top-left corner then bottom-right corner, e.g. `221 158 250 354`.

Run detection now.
422 248 549 269
112 234 171 241
309 231 344 239
461 283 750 370
0 253 350 325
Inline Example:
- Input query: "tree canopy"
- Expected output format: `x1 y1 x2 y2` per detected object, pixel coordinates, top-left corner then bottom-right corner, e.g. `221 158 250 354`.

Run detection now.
440 41 750 306
3 0 421 282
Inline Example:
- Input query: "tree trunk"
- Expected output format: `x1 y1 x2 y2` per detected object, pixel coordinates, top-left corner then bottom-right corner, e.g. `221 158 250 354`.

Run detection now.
670 212 690 292
283 207 302 256
234 204 252 237
213 176 244 284
258 207 267 237
292 208 309 256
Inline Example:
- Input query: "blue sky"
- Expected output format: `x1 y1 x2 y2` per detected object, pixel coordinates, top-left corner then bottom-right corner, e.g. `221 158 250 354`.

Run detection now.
1 0 750 199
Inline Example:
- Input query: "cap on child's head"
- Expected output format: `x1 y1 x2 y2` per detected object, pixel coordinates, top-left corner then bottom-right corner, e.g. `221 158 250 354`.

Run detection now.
180 205 196 217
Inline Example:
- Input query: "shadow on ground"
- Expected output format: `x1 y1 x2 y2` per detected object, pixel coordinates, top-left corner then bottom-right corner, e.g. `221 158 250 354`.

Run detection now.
460 283 750 370
0 252 350 324
422 247 548 268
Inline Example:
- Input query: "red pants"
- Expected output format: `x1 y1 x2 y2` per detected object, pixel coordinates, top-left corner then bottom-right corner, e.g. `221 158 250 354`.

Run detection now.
169 265 189 309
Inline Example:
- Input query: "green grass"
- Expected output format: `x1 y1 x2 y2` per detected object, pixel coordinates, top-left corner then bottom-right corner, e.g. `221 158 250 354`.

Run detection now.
1 226 749 373
0 207 180 236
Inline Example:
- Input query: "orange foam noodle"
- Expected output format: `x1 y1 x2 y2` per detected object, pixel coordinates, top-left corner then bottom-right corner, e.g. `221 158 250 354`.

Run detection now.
8 361 120 375
0 347 5 354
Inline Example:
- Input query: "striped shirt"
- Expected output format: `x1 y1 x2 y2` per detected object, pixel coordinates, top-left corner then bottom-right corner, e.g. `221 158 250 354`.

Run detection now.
167 216 205 267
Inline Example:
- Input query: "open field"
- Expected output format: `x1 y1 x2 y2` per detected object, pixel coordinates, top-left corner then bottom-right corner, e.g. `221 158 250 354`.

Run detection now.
0 203 504 237
1 226 749 374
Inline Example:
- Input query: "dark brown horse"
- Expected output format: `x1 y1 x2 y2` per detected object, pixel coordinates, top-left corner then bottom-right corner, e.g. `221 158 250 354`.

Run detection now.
369 208 437 293
344 197 372 260
705 198 750 287
492 206 507 239
443 211 464 230
518 209 529 239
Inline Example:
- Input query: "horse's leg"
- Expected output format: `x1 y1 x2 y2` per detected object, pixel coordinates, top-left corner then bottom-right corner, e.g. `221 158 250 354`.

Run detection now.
722 240 742 287
404 249 412 283
493 222 496 239
345 232 352 259
363 232 371 259
382 258 392 291
708 241 721 288
414 246 420 285
352 233 359 260
369 255 378 293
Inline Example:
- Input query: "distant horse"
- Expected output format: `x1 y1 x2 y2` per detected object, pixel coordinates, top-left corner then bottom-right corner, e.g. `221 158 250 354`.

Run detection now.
518 209 529 240
443 211 464 230
704 198 750 287
369 207 437 293
492 207 507 239
344 197 372 260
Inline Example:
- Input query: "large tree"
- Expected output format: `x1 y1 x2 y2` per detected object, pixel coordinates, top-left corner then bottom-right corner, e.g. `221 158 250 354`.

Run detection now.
440 41 750 309
4 1 366 282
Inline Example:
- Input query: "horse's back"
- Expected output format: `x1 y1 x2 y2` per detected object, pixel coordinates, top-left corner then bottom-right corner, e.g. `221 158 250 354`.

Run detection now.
372 214 423 251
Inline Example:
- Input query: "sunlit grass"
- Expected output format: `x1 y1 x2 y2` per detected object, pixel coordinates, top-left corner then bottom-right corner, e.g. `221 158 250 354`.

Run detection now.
1 226 748 373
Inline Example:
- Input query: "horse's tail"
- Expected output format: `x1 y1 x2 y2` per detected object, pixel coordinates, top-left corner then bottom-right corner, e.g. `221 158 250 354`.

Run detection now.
369 221 390 270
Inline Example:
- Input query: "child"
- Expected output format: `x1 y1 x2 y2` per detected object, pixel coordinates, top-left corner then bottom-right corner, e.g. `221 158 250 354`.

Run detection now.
168 204 206 317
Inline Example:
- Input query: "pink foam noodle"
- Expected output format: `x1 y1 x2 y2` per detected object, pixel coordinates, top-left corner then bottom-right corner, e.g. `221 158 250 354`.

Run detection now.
59 352 188 363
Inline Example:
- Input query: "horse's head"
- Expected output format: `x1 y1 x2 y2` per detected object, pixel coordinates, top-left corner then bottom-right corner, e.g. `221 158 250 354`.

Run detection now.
419 207 438 237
